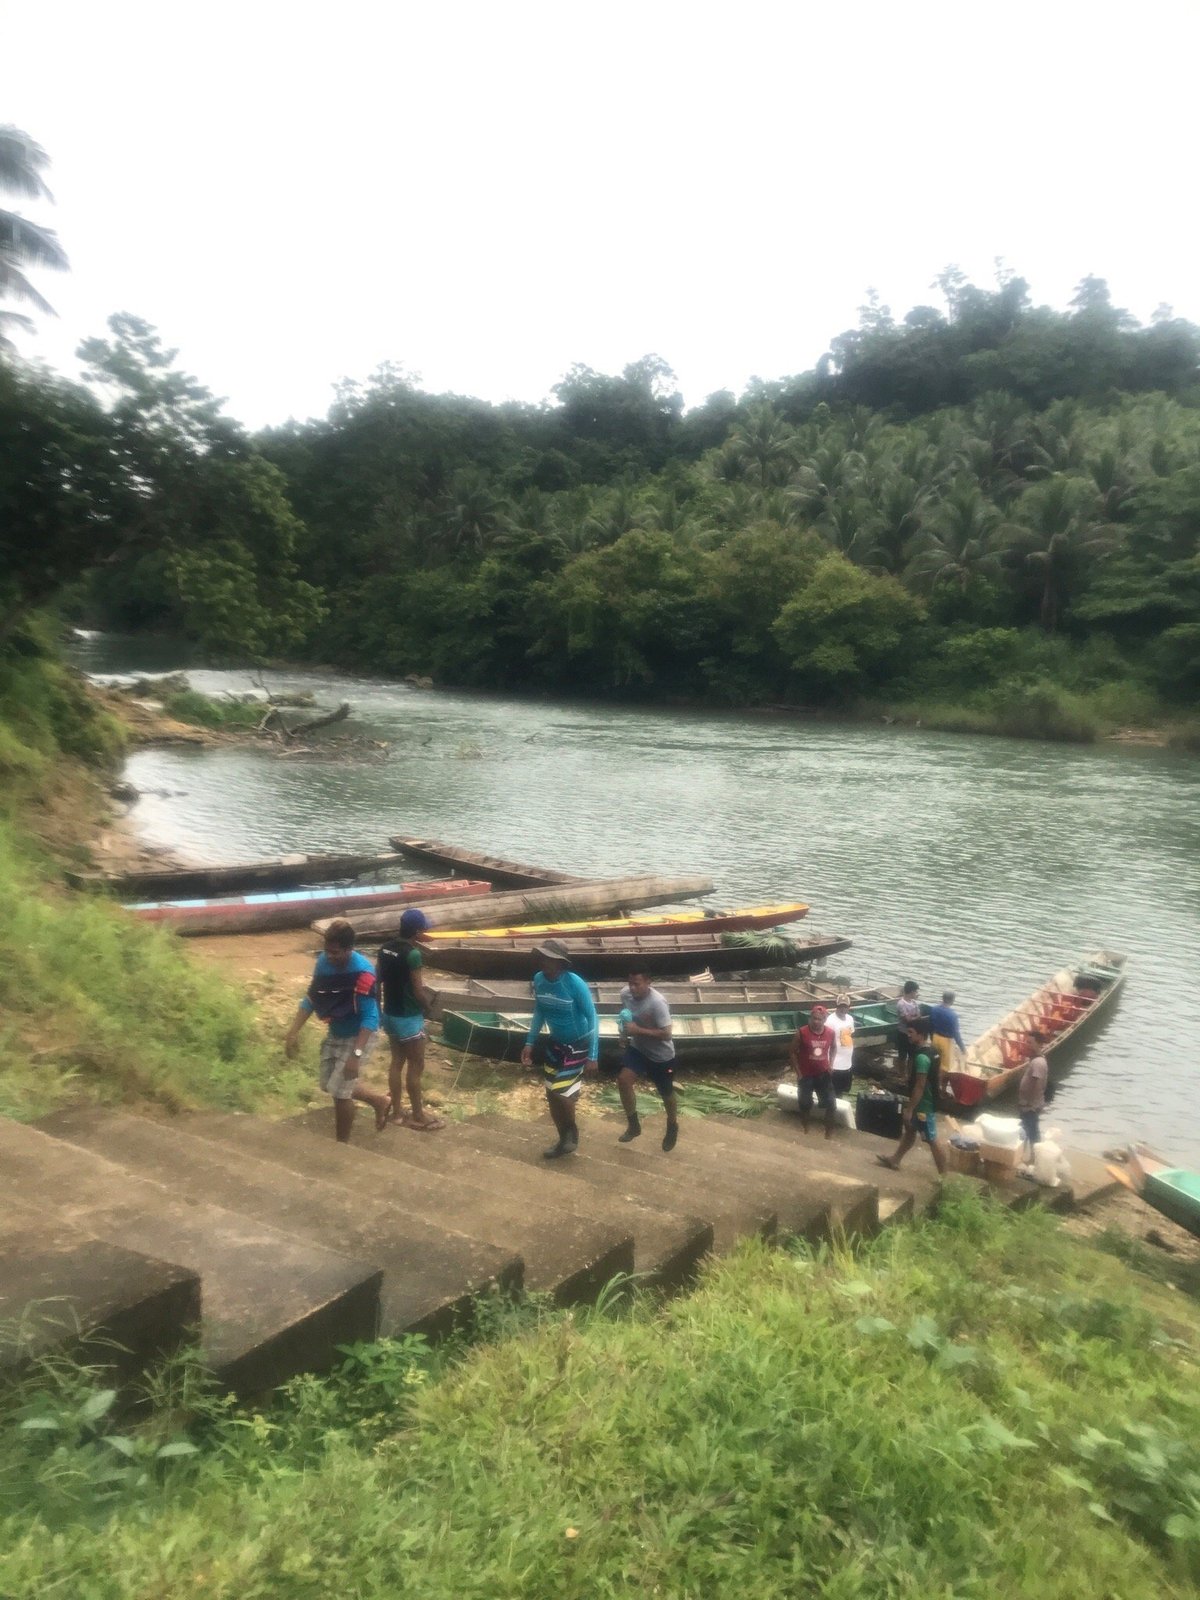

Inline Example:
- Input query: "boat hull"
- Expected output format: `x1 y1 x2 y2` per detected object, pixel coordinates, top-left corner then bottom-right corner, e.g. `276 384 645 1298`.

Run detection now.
421 932 852 981
947 950 1127 1105
70 850 407 900
1143 1170 1200 1239
390 837 578 889
441 1004 895 1068
425 975 891 1024
421 902 810 944
129 878 491 937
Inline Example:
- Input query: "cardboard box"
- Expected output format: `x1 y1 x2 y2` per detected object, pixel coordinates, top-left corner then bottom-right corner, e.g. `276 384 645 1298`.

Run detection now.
947 1145 981 1177
979 1142 1020 1183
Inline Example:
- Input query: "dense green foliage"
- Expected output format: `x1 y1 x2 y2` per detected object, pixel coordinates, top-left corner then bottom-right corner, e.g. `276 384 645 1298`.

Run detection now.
5 270 1200 732
3 1193 1198 1597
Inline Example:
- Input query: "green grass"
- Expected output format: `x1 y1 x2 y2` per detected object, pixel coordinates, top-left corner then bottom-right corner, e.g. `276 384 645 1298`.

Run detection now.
0 813 315 1118
3 1194 1200 1598
162 689 266 731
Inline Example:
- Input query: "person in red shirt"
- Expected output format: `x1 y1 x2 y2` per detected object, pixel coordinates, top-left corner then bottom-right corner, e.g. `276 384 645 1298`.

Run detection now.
789 1002 837 1139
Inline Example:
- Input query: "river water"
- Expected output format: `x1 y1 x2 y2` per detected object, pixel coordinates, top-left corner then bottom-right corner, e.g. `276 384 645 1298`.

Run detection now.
75 635 1200 1167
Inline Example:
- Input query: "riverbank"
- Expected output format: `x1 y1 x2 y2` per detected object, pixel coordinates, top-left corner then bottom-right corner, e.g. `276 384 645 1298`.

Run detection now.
4 1187 1199 1598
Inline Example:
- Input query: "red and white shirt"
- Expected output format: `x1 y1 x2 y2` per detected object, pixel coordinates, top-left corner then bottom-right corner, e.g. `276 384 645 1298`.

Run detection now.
794 1023 835 1078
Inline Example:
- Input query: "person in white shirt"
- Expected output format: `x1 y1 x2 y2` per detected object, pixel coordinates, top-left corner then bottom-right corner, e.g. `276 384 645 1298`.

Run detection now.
830 995 855 1097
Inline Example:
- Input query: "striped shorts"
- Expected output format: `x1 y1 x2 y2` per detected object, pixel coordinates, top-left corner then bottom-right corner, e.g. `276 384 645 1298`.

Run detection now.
543 1040 589 1099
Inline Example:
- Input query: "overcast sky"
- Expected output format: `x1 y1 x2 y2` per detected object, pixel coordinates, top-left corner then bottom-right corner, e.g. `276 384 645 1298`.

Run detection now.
4 0 1198 428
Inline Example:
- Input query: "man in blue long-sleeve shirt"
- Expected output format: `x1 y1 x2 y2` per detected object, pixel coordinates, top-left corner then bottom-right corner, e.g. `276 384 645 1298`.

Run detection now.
520 939 599 1158
927 990 966 1080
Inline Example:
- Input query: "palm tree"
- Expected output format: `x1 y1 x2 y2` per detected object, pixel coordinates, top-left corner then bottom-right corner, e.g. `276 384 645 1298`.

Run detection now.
905 483 1004 593
0 126 68 350
1003 476 1118 631
727 405 801 489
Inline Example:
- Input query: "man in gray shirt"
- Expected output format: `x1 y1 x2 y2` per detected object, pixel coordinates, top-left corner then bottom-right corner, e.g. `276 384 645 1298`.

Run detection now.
616 966 679 1152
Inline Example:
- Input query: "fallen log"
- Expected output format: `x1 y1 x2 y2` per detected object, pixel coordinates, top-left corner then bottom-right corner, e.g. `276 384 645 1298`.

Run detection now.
313 872 716 939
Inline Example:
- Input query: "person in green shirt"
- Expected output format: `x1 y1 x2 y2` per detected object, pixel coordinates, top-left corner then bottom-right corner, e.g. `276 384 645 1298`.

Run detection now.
376 908 442 1131
877 1017 947 1175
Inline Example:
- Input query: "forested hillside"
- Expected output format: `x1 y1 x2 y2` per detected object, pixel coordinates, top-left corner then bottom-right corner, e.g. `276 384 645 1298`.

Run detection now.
6 271 1200 738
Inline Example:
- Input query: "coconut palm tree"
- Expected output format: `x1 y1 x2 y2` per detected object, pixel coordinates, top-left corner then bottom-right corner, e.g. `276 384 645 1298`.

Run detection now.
905 483 1004 593
1003 476 1118 631
727 404 801 489
0 126 68 350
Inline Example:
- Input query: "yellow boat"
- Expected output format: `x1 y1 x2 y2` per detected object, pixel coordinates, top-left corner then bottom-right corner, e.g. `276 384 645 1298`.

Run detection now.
423 901 809 941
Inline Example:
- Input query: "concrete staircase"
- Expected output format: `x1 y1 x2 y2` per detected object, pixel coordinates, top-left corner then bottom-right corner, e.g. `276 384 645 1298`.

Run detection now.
2 1101 1059 1395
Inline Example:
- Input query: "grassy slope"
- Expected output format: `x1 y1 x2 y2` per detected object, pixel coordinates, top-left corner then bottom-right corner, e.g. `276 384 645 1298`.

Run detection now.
0 637 313 1119
2 1192 1198 1597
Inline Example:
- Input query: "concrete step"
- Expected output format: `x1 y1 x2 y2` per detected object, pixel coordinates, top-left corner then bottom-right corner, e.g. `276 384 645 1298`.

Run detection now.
187 1111 633 1305
4 1117 379 1394
364 1115 715 1289
43 1108 521 1340
456 1112 771 1256
711 1111 933 1221
613 1112 880 1238
0 1202 200 1385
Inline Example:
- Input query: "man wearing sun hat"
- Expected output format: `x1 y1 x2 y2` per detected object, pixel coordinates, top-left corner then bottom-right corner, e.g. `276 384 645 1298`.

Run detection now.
519 938 599 1158
788 1002 838 1140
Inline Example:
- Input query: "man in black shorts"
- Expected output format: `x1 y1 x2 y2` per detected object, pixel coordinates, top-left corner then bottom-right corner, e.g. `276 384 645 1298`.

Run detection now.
616 966 679 1152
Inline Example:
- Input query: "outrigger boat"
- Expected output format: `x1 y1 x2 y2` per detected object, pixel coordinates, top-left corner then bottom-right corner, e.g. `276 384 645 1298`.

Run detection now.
418 930 851 981
390 837 579 889
441 1001 898 1068
422 902 810 943
947 949 1127 1107
1113 1145 1200 1239
70 849 408 900
129 878 491 937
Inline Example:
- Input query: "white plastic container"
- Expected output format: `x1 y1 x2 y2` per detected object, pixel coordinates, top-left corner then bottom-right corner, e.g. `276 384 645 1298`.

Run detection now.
974 1112 1023 1150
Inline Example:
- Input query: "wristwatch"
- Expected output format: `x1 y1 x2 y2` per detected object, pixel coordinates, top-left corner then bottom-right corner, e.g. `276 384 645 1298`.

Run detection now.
352 1047 363 1058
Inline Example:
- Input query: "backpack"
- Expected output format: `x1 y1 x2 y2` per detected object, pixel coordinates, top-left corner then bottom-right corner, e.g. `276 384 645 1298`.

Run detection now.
376 938 416 1016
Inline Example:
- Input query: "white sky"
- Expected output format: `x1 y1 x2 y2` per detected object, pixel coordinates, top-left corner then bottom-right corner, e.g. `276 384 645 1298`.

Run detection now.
4 0 1198 428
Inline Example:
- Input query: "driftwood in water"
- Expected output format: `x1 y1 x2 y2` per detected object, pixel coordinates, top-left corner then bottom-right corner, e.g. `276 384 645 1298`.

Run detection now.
259 701 352 741
315 872 716 939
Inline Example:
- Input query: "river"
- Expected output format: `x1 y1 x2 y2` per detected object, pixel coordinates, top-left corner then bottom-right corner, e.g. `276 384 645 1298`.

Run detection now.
75 634 1200 1167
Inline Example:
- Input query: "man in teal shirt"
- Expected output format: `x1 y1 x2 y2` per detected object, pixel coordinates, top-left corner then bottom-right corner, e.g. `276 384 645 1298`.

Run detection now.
520 938 599 1158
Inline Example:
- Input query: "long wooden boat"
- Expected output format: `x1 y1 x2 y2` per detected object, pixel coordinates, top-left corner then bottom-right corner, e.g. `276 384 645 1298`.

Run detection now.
1120 1145 1200 1239
69 850 407 900
390 837 580 889
419 930 852 981
442 1001 898 1068
128 878 491 937
947 949 1127 1107
425 974 890 1023
317 873 715 939
421 902 809 945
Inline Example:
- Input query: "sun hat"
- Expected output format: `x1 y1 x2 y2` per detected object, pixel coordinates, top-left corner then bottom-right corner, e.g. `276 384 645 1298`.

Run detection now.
534 937 572 964
400 908 430 937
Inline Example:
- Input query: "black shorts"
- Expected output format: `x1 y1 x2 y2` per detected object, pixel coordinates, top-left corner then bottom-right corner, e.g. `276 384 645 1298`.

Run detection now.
832 1067 854 1098
797 1071 837 1125
896 1033 914 1067
622 1044 676 1099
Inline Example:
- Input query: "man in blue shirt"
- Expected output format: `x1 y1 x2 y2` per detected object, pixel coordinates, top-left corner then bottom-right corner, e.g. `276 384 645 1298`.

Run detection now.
284 918 391 1142
520 938 599 1158
927 990 966 1079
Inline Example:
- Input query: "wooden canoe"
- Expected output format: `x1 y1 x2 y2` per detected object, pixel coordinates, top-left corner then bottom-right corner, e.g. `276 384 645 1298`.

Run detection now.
1122 1145 1200 1239
69 850 407 900
390 837 580 889
424 974 890 1023
946 949 1127 1107
441 1004 895 1068
417 930 852 981
318 873 716 939
421 902 809 944
128 878 491 937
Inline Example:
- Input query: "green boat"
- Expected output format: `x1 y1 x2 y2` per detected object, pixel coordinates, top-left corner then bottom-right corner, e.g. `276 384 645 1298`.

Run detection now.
441 1002 898 1068
1125 1145 1200 1240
